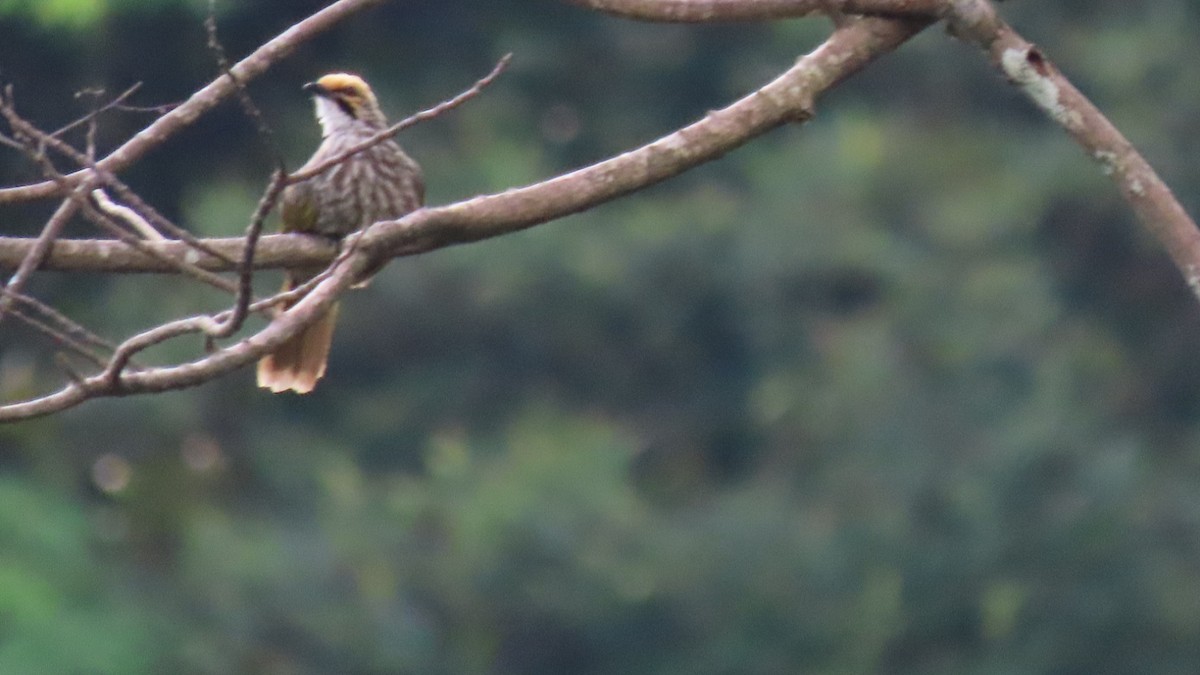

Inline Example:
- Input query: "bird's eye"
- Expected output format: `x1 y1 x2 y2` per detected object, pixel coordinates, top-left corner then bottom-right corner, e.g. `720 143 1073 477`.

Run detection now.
335 98 357 118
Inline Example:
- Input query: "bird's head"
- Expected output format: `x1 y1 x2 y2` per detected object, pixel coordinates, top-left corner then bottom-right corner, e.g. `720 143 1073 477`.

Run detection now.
304 72 386 135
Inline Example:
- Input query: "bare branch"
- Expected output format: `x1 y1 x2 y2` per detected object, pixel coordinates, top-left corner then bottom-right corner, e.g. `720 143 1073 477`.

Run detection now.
366 18 927 259
102 179 236 264
0 233 334 274
49 83 143 140
0 196 85 327
33 113 240 264
942 0 1200 294
1 287 120 356
1 92 242 292
5 305 110 370
10 84 236 260
8 0 1194 424
205 0 282 161
0 0 390 206
82 200 240 293
559 0 942 22
215 168 288 340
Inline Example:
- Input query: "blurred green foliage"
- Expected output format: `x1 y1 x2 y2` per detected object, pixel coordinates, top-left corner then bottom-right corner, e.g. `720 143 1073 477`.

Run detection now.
0 0 198 29
4 0 1200 672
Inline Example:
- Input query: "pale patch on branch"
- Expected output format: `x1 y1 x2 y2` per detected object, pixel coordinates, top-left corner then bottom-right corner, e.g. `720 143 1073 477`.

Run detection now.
91 189 166 241
944 0 1200 291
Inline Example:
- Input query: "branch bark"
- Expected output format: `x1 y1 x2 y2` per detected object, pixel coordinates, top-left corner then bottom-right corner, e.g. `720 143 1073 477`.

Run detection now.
559 0 942 21
0 232 335 275
365 17 928 259
941 0 1200 294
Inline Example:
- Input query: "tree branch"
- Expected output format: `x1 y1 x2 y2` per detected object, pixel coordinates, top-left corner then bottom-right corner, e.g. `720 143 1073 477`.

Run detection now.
366 17 928 259
0 16 924 422
941 0 1200 294
559 0 942 22
0 195 84 326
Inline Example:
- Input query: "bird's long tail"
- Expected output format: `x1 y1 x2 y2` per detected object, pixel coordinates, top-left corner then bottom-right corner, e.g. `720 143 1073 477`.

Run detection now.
256 274 339 394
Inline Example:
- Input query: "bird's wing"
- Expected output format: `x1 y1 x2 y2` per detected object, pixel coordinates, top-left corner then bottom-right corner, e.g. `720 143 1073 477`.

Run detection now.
280 181 319 234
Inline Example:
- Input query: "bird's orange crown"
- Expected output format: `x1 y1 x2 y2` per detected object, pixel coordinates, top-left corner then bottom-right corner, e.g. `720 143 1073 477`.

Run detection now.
309 73 377 106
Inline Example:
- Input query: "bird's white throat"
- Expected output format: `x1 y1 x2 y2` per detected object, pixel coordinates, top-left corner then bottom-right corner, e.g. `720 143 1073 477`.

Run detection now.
314 96 362 139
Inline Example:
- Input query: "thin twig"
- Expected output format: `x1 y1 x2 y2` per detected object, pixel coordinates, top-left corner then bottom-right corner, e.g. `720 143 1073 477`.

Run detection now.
49 83 144 140
104 178 236 263
204 0 282 158
1 287 121 354
212 168 288 339
0 196 85 328
113 101 181 115
78 198 238 292
203 0 289 338
0 0 390 206
17 94 238 260
1 94 239 291
53 355 88 386
0 88 95 325
6 305 110 370
289 53 513 185
11 93 236 262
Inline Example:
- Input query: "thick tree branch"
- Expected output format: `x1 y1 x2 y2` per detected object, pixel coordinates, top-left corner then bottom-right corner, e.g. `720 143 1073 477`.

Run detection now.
0 16 924 422
0 232 336 274
559 0 942 22
941 0 1200 294
365 18 927 258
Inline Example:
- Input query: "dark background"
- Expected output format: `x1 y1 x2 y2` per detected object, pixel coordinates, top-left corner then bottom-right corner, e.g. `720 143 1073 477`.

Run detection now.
3 1 1200 672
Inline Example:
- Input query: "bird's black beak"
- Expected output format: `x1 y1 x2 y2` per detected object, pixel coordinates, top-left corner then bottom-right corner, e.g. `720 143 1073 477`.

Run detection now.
303 82 329 97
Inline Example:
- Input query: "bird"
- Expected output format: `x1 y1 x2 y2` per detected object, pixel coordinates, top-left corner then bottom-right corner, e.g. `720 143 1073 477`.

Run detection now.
257 72 424 394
